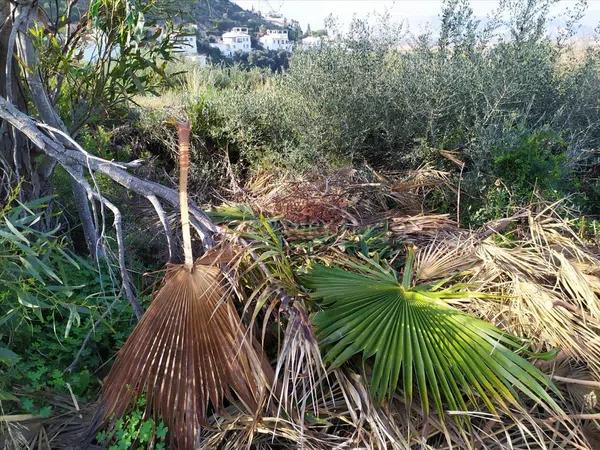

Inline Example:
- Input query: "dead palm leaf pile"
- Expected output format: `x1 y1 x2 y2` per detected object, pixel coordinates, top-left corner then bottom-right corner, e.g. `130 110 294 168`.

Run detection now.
88 158 600 449
242 164 451 227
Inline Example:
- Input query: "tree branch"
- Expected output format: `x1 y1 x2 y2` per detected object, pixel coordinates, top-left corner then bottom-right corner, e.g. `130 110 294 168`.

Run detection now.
0 96 216 242
147 194 175 261
0 96 217 318
55 151 143 318
14 11 102 258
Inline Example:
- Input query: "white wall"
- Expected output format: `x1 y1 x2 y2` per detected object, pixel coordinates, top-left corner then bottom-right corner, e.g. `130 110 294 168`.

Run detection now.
259 31 291 52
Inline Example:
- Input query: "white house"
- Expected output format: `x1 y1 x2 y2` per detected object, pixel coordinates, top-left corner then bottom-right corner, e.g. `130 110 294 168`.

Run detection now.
176 34 198 56
259 29 292 52
301 36 322 49
177 33 207 65
209 27 251 57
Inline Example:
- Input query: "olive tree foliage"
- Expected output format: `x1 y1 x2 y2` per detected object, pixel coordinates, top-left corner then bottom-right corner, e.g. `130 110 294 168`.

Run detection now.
32 0 182 134
281 0 597 170
0 0 183 255
186 0 597 216
0 0 216 316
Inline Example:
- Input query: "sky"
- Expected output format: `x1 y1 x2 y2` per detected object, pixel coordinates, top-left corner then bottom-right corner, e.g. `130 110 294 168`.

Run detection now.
232 0 600 36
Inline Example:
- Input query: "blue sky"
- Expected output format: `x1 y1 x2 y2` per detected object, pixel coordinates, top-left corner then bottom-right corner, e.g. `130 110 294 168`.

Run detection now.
233 0 600 36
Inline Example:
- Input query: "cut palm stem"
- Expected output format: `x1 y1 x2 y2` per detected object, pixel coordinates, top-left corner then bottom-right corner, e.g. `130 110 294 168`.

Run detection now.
94 122 271 450
551 375 600 389
177 122 193 270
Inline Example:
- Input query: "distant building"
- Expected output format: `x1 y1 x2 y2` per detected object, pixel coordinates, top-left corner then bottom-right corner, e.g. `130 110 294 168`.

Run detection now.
259 29 292 52
209 27 251 57
172 24 198 56
301 36 322 49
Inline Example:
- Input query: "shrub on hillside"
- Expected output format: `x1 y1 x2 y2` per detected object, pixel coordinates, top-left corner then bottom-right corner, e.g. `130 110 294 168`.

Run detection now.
140 0 600 219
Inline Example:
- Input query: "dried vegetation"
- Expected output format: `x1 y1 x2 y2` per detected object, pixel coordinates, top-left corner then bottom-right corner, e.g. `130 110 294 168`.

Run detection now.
184 167 600 449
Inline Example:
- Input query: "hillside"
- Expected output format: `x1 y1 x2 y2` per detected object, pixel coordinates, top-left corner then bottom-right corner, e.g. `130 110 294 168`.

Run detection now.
186 0 291 38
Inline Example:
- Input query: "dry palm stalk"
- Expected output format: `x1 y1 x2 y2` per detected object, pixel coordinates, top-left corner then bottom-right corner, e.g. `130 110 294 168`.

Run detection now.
95 123 270 449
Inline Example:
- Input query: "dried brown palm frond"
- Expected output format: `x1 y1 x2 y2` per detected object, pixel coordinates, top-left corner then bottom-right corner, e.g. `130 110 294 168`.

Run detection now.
469 411 592 450
94 123 272 450
456 209 600 383
197 413 346 449
204 357 414 448
244 165 454 226
269 303 330 431
579 266 600 295
389 213 461 243
246 169 364 225
553 250 600 319
388 164 453 213
526 203 595 260
328 371 411 450
97 263 271 449
244 170 293 200
468 279 600 370
413 238 478 281
260 368 414 449
475 241 551 281
241 165 453 225
439 150 465 168
467 251 600 373
388 164 452 194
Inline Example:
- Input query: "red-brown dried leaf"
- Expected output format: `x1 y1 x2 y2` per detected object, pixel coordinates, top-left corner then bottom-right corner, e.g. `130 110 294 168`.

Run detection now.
97 263 270 450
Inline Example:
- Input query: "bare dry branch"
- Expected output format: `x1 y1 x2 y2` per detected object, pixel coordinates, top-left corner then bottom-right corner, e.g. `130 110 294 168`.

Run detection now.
0 96 218 318
146 194 175 261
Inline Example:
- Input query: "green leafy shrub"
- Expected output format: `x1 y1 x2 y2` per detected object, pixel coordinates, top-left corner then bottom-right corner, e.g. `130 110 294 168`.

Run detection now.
97 395 168 450
29 0 184 133
0 194 140 406
142 0 600 219
492 129 568 197
115 0 599 230
0 194 86 342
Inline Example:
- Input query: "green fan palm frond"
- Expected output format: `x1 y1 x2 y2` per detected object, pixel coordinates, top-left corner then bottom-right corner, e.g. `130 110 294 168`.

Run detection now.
302 256 562 418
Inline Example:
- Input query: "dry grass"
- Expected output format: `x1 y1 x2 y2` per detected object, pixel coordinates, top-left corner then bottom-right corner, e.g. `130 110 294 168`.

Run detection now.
214 165 600 447
244 165 452 227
